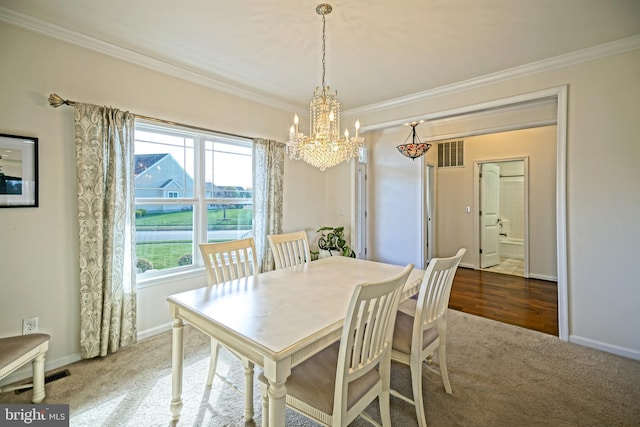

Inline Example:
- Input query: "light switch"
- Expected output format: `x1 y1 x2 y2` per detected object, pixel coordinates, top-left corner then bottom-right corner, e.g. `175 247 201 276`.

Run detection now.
465 205 471 213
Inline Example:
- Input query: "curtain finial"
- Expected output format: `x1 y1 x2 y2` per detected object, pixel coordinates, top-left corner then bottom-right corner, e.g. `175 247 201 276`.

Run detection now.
48 93 66 108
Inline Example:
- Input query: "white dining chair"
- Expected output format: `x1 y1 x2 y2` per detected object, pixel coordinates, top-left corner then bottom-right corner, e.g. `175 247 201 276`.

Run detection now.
199 237 258 421
259 264 414 427
267 230 311 269
390 248 466 427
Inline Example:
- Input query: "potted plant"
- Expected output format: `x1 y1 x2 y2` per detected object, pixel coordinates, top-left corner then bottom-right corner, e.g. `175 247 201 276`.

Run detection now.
317 226 356 258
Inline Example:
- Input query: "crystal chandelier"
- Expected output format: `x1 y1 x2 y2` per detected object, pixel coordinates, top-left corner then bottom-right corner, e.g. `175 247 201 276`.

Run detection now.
397 121 432 160
287 3 365 171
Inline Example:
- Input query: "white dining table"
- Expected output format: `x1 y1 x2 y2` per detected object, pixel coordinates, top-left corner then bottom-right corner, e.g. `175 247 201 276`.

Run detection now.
167 256 424 426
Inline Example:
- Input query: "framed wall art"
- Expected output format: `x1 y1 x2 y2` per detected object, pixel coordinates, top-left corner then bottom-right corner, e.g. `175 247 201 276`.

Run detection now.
0 133 38 207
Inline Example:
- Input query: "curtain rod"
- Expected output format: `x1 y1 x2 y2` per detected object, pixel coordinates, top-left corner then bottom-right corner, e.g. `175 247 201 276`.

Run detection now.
48 93 252 141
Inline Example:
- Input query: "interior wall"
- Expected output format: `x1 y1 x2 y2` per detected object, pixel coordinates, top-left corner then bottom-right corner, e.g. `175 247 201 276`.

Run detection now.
434 127 556 279
0 22 325 380
355 48 640 359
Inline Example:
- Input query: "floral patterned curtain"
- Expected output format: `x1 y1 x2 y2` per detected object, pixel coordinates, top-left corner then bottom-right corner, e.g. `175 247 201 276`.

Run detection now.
74 103 137 359
252 138 284 272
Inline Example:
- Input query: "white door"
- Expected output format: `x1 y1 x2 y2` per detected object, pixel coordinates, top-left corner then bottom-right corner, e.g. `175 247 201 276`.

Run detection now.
480 163 500 268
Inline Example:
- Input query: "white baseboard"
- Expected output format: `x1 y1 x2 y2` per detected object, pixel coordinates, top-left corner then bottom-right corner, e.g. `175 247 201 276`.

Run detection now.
570 335 640 361
1 324 174 388
0 352 81 388
528 273 557 282
137 322 172 341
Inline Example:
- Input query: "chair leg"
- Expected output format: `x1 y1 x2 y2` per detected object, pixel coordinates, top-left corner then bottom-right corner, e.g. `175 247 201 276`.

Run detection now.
242 359 255 421
31 352 46 403
260 380 269 427
438 343 452 394
207 339 221 387
412 359 427 427
379 389 392 427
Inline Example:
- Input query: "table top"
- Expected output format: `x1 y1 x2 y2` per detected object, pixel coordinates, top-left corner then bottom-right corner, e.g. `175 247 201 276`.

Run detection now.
168 256 423 360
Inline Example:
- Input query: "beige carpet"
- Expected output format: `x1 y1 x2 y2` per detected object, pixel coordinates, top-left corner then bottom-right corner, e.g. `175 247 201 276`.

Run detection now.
2 310 639 426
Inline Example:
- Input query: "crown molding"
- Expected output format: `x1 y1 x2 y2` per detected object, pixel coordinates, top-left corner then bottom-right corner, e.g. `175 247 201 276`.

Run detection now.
345 34 640 117
2 6 638 117
0 6 299 113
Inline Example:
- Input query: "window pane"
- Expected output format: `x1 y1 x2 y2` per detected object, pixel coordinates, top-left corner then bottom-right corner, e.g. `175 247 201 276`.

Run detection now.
134 130 195 199
204 138 253 243
135 204 194 272
205 205 253 243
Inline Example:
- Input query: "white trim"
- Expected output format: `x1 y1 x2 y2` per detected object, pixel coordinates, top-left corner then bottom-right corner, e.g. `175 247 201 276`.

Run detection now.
0 321 175 387
1 6 638 116
529 273 558 282
473 156 531 278
346 35 640 117
0 6 298 113
360 87 563 133
570 335 640 361
369 86 569 342
137 322 173 341
555 86 569 342
418 159 425 269
423 119 556 143
0 352 81 388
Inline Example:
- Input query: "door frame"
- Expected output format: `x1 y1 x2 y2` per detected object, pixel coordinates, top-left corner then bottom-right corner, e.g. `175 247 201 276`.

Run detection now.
419 161 436 268
474 157 530 277
414 85 568 341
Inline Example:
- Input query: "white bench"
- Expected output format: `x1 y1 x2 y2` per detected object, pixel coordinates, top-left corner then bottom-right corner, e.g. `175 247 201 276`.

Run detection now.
0 333 51 403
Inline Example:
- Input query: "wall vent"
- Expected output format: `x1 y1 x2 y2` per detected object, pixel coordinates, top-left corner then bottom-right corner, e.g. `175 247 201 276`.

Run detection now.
15 369 71 394
438 140 464 168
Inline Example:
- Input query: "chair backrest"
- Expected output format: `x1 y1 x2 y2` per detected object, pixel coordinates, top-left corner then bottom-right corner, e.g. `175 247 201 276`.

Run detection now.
267 231 311 269
199 238 258 285
334 264 414 420
415 248 466 333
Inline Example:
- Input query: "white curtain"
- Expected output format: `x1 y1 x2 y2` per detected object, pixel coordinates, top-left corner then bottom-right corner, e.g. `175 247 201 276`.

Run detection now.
252 138 285 272
74 103 137 359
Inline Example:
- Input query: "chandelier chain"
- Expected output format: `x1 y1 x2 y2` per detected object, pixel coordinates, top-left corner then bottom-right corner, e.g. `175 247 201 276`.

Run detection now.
321 13 326 88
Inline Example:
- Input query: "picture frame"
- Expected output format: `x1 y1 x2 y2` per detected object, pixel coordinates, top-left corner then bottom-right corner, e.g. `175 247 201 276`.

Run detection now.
0 133 38 208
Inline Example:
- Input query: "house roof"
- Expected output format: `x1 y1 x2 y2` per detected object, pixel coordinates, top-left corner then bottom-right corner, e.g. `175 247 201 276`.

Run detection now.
134 154 169 176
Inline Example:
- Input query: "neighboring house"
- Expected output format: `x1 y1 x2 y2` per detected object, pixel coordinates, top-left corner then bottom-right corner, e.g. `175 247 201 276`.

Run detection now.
134 153 194 212
134 154 251 212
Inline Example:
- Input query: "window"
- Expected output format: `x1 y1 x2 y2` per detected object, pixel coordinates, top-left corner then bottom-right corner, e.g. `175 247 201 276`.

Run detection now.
134 120 253 279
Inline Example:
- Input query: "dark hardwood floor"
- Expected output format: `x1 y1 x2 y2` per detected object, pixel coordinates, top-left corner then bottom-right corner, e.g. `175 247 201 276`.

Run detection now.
449 267 558 336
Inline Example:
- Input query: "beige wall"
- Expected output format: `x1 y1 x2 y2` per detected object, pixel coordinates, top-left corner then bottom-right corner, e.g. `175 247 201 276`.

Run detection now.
1 20 639 382
434 127 557 279
359 48 640 359
0 22 326 379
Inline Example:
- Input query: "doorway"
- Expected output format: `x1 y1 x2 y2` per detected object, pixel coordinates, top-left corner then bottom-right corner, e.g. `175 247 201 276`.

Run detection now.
477 158 529 277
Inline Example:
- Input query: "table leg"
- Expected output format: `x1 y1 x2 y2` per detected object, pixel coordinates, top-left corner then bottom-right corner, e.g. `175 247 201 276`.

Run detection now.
170 318 184 421
268 379 287 427
243 361 255 420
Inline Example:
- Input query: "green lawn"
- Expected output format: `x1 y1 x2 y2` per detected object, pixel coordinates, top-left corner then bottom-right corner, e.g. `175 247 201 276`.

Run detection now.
136 207 253 229
135 208 252 271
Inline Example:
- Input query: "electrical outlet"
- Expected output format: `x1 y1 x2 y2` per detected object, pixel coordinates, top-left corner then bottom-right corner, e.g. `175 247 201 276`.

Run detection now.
22 317 38 334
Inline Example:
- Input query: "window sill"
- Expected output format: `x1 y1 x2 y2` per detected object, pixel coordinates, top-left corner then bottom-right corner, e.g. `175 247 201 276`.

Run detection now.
136 266 206 289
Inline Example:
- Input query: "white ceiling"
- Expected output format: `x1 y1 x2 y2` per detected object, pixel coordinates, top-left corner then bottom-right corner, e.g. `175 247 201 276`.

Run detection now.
1 0 639 112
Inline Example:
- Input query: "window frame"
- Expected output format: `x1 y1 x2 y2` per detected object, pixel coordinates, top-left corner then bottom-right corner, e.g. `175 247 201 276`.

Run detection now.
134 119 253 287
